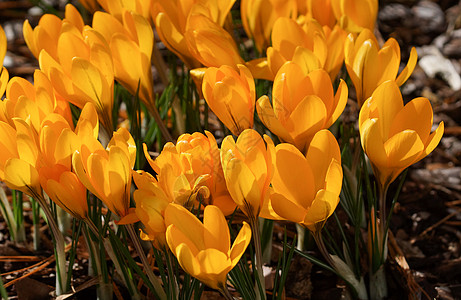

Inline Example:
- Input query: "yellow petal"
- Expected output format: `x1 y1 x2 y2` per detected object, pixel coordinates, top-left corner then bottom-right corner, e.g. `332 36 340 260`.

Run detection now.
203 205 230 253
270 192 306 223
4 158 40 197
229 221 251 266
273 143 315 206
395 47 417 86
164 203 205 250
384 130 424 169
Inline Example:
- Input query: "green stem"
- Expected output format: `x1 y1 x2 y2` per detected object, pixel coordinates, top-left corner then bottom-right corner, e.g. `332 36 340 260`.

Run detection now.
219 283 235 300
35 194 68 295
125 224 166 300
249 217 266 300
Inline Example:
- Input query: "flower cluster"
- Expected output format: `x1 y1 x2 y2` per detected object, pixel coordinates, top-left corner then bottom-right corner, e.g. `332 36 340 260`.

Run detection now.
0 0 445 298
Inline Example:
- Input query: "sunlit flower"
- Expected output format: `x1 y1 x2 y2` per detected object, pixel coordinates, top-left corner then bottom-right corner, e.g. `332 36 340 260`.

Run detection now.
0 119 41 198
331 0 378 33
98 0 152 21
265 17 346 81
38 103 99 220
1 70 72 132
202 64 255 136
151 0 235 69
93 10 155 110
268 129 342 233
72 127 136 218
240 0 297 52
131 170 170 248
165 204 251 290
297 0 336 29
0 25 9 100
23 4 84 60
37 23 115 132
186 14 244 69
144 131 236 214
220 129 274 218
256 62 347 153
359 80 444 188
345 29 418 107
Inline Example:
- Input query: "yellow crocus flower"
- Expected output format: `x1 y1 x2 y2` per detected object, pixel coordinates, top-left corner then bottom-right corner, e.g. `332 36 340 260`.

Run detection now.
93 10 155 110
151 0 235 69
0 25 9 99
202 64 255 136
331 0 378 33
345 29 418 107
0 119 41 198
165 204 251 291
268 129 342 233
131 170 170 248
23 4 84 60
38 103 99 220
256 62 347 154
72 127 136 218
1 70 73 132
241 0 297 52
98 0 152 21
220 129 275 219
265 17 346 81
144 131 236 214
186 14 244 69
359 80 444 188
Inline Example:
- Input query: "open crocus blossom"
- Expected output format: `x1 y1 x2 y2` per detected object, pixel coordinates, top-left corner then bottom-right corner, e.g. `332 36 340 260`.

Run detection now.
359 80 444 188
72 127 136 219
144 131 236 214
257 62 347 154
331 0 378 33
220 129 275 219
240 0 297 53
202 64 255 136
345 29 418 107
165 204 251 291
268 129 342 233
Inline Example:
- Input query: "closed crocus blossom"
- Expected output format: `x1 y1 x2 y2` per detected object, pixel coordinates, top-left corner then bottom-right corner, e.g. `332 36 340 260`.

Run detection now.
1 70 72 131
299 0 336 29
220 129 275 219
257 62 347 154
36 20 115 132
151 0 235 69
269 129 342 233
0 119 41 198
241 0 297 52
359 81 444 188
265 17 346 81
345 29 418 107
93 10 155 110
132 170 170 248
202 64 255 136
98 0 152 21
185 14 244 69
38 104 99 220
23 4 84 60
331 0 378 33
73 127 136 218
0 25 8 99
165 204 251 291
